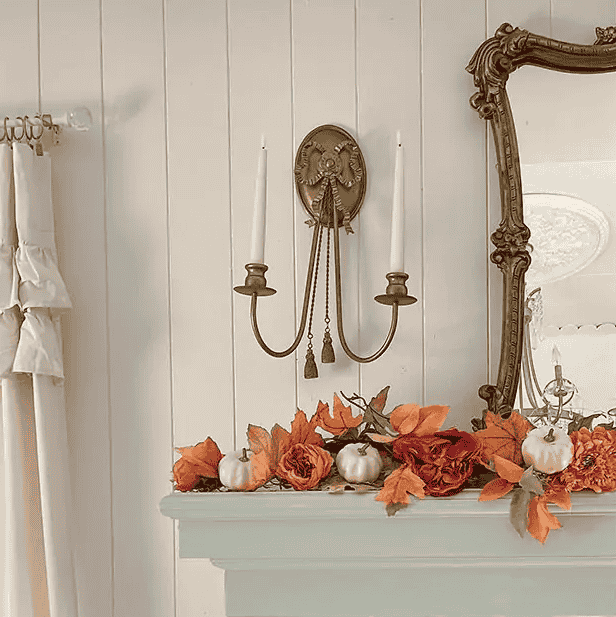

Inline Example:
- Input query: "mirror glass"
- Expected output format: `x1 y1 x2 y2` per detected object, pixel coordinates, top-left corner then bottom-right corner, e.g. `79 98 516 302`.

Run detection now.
508 66 616 427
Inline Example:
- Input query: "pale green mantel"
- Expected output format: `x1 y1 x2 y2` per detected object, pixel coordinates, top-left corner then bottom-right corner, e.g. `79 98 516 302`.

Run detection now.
160 490 616 617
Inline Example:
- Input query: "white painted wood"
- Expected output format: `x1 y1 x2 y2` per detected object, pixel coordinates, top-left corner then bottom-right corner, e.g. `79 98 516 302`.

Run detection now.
164 1 232 614
422 0 488 429
6 2 616 616
101 1 174 615
292 0 360 414
228 0 297 435
223 565 615 617
0 3 46 616
355 0 423 407
161 491 616 617
38 1 112 615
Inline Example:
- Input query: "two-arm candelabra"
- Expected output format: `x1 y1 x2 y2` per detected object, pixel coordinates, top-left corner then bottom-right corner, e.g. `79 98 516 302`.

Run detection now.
234 125 416 378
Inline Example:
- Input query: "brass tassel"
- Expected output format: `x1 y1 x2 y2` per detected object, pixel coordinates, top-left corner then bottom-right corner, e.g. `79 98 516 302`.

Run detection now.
304 347 318 379
321 331 335 363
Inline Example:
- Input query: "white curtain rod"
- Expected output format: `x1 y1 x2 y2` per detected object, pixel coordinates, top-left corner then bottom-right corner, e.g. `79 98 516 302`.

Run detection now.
1 107 92 131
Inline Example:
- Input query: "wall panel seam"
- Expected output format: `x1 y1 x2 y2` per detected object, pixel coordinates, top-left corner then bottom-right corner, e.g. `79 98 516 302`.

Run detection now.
225 0 238 450
419 0 426 407
290 0 299 411
98 0 115 613
160 1 177 615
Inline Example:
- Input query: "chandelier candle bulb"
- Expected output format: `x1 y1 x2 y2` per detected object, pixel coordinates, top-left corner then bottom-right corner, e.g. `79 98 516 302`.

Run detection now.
552 344 563 383
249 138 267 264
389 131 404 273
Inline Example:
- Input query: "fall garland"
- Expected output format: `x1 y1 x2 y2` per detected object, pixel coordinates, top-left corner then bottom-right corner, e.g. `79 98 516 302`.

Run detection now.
172 386 616 544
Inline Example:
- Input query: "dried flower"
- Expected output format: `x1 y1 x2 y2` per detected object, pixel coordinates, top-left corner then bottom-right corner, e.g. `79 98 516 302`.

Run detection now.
276 443 333 490
555 427 616 493
393 429 480 496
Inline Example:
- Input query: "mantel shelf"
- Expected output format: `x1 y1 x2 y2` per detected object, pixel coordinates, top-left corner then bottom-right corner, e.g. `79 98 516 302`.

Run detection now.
160 490 616 616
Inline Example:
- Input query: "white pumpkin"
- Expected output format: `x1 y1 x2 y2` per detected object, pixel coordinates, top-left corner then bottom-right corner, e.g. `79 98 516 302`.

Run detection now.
336 443 383 483
218 448 253 490
521 425 573 474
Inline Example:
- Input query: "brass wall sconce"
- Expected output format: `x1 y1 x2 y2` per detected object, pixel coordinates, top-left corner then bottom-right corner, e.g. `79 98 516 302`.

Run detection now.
234 125 416 379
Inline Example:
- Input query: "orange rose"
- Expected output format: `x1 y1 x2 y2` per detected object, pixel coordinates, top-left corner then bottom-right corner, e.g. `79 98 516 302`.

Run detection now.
393 429 480 496
555 427 616 493
276 443 333 490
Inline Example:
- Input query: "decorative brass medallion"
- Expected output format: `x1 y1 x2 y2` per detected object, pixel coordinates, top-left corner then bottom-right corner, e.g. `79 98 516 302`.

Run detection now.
294 124 366 232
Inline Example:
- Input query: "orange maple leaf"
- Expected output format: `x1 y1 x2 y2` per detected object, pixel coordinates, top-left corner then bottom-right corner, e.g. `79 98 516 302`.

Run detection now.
478 455 525 501
473 411 533 466
245 449 273 491
291 409 324 447
314 394 363 435
527 494 562 544
375 463 425 515
493 454 524 483
246 423 293 484
271 423 292 468
478 477 515 501
175 437 223 478
544 485 571 511
389 404 450 436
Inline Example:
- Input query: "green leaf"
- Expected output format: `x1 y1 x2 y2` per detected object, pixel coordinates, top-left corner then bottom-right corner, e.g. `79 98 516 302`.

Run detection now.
519 466 544 496
385 501 408 517
509 487 533 538
567 413 602 434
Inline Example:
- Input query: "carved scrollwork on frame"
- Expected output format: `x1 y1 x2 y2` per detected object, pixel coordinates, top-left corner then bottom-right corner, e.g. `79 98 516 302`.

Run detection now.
466 23 616 412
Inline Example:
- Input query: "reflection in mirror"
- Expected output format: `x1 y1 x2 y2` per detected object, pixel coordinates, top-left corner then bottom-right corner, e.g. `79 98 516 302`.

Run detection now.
508 67 616 429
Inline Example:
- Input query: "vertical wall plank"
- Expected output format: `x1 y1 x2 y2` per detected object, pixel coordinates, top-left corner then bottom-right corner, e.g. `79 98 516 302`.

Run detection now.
101 0 174 615
292 0 359 415
422 0 487 428
228 0 297 437
38 1 112 616
0 3 46 616
165 0 231 615
356 0 423 408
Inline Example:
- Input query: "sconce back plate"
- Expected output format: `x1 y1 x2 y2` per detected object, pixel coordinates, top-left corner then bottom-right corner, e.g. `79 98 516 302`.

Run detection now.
294 125 366 228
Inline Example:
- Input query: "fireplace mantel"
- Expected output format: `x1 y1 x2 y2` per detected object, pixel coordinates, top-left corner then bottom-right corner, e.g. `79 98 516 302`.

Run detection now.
160 490 616 617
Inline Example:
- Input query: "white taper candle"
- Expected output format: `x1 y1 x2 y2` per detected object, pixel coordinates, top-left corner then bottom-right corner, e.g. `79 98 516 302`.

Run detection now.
250 137 267 263
390 131 404 272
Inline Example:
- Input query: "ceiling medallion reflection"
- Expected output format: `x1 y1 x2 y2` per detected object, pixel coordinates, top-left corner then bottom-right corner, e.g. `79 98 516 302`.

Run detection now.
524 193 610 287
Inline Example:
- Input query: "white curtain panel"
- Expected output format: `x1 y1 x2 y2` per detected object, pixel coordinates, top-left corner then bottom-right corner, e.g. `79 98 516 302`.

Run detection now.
1 143 77 617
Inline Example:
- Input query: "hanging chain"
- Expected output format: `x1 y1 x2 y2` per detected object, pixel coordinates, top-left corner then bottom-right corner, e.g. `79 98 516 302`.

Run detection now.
304 215 325 379
321 199 335 364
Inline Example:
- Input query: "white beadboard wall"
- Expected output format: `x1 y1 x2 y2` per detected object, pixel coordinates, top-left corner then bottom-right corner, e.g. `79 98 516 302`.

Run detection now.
0 1 613 616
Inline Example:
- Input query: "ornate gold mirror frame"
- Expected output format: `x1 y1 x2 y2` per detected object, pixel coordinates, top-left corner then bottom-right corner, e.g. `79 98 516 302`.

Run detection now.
466 23 616 414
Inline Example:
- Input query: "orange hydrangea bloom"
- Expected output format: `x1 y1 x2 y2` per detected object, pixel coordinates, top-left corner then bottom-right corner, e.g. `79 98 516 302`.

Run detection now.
556 427 616 493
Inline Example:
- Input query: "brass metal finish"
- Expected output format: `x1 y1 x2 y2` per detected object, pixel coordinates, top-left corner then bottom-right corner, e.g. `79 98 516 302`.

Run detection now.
467 23 616 412
294 124 366 231
374 273 418 306
233 263 276 297
245 217 323 358
235 125 416 374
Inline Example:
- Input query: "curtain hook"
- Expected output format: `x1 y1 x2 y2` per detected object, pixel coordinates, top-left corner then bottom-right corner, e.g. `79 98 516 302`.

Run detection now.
30 116 44 141
4 117 14 143
23 115 33 141
13 116 25 142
